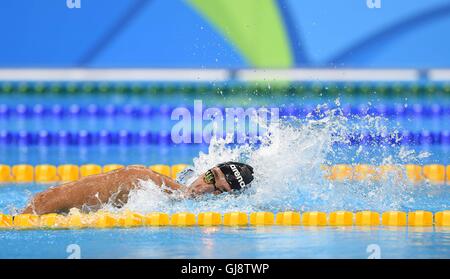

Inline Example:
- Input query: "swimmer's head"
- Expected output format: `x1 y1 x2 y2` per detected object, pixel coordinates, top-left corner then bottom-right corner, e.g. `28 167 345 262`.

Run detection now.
187 162 254 196
214 162 254 190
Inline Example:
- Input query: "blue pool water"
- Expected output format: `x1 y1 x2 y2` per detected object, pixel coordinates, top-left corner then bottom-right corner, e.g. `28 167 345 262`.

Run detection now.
0 180 449 259
1 84 450 259
1 226 450 259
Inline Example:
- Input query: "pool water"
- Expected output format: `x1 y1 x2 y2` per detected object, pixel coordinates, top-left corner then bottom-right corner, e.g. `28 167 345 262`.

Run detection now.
0 83 449 259
1 226 449 259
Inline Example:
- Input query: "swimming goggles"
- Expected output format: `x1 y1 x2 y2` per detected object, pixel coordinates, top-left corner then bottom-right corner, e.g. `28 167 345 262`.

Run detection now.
203 169 216 184
203 169 224 193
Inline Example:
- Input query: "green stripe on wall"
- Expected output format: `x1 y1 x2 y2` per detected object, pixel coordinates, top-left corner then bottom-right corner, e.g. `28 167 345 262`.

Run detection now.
189 0 293 68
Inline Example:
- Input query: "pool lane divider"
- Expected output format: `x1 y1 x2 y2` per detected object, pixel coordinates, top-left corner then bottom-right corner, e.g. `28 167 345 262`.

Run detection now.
1 82 449 95
0 164 449 184
1 104 450 118
1 211 449 230
1 130 450 145
0 164 188 183
324 164 450 184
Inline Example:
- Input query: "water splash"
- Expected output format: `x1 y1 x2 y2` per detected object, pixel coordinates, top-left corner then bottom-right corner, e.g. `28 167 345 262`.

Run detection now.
119 105 438 214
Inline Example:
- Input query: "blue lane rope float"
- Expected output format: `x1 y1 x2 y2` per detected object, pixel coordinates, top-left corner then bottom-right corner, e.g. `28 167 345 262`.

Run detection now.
280 104 450 118
0 130 449 146
0 104 167 118
1 104 450 118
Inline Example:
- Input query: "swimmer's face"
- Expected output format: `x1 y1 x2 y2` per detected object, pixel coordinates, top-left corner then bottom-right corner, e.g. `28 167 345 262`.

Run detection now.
187 167 232 197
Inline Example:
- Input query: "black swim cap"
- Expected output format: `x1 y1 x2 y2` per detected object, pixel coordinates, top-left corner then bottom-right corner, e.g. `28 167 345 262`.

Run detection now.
217 162 254 190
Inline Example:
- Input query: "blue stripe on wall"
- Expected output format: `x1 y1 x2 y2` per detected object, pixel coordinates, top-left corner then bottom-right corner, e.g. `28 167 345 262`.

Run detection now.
276 0 310 66
328 3 450 65
78 0 151 66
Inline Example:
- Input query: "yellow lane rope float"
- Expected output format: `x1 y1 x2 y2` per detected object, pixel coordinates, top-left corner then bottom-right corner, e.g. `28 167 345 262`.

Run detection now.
0 210 449 230
0 164 449 184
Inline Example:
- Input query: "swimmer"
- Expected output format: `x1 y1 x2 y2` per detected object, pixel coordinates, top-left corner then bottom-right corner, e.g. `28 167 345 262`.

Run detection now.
22 162 254 215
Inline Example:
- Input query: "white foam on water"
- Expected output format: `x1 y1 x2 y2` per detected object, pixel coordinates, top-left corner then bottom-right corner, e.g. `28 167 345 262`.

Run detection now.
116 105 433 214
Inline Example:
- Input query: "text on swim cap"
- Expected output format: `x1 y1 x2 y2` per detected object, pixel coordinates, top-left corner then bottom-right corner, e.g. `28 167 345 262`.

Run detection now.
230 164 246 187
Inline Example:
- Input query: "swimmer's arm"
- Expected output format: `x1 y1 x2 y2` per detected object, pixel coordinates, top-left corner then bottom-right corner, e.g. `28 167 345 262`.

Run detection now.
22 166 186 215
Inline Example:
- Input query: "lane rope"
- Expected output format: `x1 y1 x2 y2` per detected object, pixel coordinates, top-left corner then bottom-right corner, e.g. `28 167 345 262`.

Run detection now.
0 164 449 184
1 104 449 118
1 82 449 95
1 210 449 229
1 130 449 145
